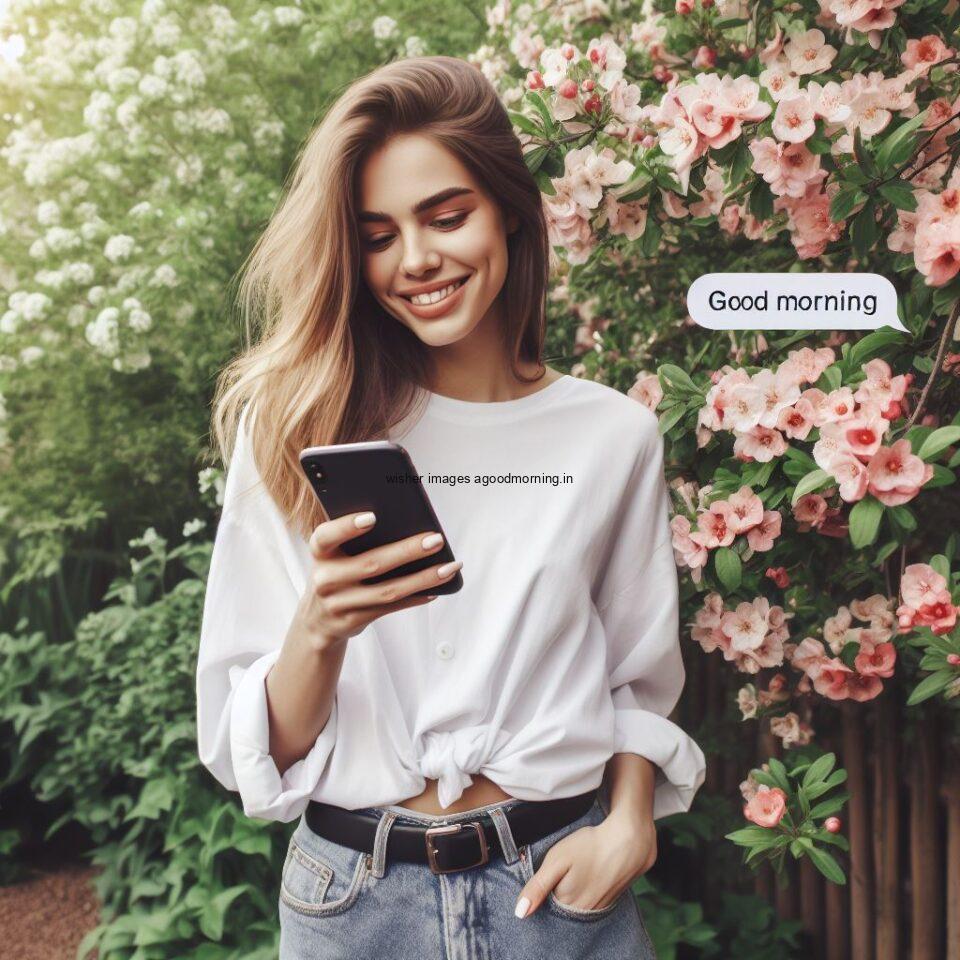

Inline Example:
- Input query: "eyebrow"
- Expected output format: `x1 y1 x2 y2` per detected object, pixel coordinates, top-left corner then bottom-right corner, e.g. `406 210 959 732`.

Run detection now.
358 186 475 223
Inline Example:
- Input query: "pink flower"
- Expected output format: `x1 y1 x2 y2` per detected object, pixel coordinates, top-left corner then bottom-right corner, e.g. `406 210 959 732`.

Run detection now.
766 566 790 588
747 510 783 552
734 425 788 462
725 485 766 533
777 398 817 440
659 116 702 193
693 45 717 69
671 514 709 571
845 673 884 701
866 439 933 506
749 138 824 199
773 94 816 143
900 563 950 608
915 219 960 287
793 493 829 528
723 600 770 653
786 347 836 384
901 35 954 76
744 785 788 827
700 500 738 548
855 641 897 677
913 600 958 635
813 658 854 699
784 29 837 75
854 358 908 415
826 404 887 461
627 371 663 411
759 24 785 64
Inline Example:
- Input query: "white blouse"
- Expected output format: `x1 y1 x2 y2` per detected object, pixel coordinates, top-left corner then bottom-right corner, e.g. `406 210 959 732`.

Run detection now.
196 374 706 823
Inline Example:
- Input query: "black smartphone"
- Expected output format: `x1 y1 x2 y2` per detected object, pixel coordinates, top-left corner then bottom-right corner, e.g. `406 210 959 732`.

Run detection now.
298 441 463 596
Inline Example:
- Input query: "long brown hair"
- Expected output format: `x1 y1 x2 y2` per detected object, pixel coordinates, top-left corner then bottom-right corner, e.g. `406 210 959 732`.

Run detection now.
210 55 551 540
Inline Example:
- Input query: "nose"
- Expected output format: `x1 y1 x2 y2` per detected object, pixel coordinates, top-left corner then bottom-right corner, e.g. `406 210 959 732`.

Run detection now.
401 231 441 277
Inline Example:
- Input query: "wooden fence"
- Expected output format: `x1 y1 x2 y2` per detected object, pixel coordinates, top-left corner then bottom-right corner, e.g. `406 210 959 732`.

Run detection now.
683 651 958 959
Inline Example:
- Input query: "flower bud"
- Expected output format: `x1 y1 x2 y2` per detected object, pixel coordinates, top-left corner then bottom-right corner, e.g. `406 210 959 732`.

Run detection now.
561 43 575 60
825 817 842 833
581 78 595 92
947 653 960 666
558 78 578 99
527 70 545 90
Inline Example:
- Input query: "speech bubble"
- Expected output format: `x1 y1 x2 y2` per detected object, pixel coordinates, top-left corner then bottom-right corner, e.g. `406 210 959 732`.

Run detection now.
687 273 908 332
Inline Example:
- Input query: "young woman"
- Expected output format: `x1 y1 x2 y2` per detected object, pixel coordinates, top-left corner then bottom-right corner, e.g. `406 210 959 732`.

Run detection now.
196 55 705 959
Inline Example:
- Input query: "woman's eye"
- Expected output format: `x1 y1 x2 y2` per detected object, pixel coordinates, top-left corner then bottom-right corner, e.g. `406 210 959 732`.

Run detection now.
363 213 467 251
433 212 467 229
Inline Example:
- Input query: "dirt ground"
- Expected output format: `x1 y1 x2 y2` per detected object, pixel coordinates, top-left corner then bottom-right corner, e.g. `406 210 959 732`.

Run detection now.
0 862 100 960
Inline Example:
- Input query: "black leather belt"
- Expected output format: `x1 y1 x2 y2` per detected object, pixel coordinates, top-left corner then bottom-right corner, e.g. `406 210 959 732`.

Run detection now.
305 789 598 875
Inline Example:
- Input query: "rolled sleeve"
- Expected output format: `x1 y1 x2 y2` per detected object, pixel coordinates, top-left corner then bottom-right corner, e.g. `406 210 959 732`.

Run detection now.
229 650 338 822
598 417 706 820
195 407 337 822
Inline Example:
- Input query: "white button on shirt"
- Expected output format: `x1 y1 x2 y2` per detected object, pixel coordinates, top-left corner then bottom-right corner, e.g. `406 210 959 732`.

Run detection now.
195 374 706 823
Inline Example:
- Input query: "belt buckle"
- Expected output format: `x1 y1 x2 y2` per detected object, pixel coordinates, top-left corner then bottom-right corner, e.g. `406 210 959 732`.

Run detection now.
424 821 489 875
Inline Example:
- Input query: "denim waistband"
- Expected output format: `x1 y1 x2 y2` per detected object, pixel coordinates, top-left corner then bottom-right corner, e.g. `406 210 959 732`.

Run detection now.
364 794 528 826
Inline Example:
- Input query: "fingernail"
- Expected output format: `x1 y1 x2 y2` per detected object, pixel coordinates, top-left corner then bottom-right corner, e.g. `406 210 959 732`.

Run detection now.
355 512 376 528
421 533 443 550
514 896 529 919
425 595 438 601
437 560 462 579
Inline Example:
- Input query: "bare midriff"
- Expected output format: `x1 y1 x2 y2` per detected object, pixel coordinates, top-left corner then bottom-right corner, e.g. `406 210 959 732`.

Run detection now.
396 774 513 815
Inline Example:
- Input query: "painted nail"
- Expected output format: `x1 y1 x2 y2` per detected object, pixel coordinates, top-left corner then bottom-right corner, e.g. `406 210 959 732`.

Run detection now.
514 896 530 919
355 512 376 528
421 533 443 550
437 560 463 579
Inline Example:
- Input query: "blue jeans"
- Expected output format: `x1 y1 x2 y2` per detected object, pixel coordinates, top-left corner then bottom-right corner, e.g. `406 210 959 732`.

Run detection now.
278 794 657 959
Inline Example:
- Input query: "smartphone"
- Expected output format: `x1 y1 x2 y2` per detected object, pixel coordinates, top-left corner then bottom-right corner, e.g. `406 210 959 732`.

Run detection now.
299 441 463 596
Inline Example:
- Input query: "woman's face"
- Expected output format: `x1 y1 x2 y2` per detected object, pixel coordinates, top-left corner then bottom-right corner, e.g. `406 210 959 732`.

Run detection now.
356 133 518 348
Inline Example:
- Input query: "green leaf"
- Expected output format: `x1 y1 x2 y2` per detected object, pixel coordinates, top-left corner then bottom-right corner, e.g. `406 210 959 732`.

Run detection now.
802 752 836 790
806 844 846 885
830 186 866 222
907 669 955 706
714 547 742 592
930 554 951 581
845 329 908 371
507 110 543 137
917 426 960 461
524 145 550 175
848 496 883 548
638 215 662 257
875 110 928 172
658 402 688 435
526 90 558 136
878 179 918 211
659 364 702 395
199 885 250 942
791 468 833 505
747 180 774 221
767 758 791 794
850 199 878 260
853 127 879 179
809 793 850 819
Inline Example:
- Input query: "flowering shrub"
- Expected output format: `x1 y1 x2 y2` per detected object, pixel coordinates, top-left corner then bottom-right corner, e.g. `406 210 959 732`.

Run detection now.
726 752 850 884
475 0 960 889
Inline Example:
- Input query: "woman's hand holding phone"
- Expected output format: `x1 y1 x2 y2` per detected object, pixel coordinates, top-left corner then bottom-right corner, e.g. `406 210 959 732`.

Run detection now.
296 509 463 652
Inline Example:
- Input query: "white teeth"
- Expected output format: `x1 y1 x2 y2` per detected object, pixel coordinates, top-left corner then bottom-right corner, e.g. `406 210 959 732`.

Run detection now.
408 278 465 306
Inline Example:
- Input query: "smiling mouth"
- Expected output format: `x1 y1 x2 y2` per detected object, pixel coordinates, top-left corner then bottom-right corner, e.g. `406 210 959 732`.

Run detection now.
399 275 470 306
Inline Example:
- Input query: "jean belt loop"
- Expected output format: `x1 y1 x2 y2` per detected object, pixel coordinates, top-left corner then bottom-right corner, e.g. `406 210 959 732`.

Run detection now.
487 805 520 865
370 810 398 879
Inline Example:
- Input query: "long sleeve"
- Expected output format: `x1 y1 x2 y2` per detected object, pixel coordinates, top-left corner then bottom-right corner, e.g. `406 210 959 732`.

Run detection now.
596 412 706 820
195 409 338 822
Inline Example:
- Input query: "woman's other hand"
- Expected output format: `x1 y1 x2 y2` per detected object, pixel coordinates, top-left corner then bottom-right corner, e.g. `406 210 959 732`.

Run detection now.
514 809 657 918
